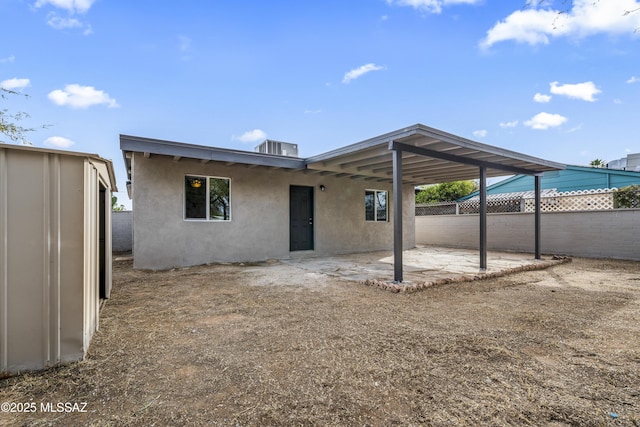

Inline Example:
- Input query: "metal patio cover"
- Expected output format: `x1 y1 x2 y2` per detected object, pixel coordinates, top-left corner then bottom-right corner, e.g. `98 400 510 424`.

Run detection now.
305 124 564 184
306 123 565 283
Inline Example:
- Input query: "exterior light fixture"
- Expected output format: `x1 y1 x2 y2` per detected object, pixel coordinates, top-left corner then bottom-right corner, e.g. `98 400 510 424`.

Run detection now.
320 185 326 192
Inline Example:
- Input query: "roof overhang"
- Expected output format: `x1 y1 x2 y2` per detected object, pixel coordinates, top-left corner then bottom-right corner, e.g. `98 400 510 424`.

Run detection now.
120 134 307 183
305 124 566 185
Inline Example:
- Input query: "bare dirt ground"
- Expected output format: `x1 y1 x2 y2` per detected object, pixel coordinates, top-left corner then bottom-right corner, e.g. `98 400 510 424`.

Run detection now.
2 256 639 426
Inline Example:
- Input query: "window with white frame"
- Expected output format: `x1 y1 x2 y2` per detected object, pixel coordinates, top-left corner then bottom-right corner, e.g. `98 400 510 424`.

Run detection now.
365 189 387 222
184 175 231 221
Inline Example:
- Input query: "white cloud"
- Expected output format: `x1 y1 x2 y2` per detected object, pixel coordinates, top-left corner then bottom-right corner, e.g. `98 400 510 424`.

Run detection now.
34 0 96 14
44 12 92 33
0 54 15 63
614 98 623 104
304 109 322 114
472 129 487 138
0 78 31 91
48 84 119 109
524 112 568 130
342 63 385 84
47 15 82 29
499 120 518 128
386 0 481 14
480 8 558 48
549 81 601 102
233 129 267 143
566 124 583 133
480 0 640 49
44 136 75 148
627 76 640 84
35 1 94 33
533 93 552 103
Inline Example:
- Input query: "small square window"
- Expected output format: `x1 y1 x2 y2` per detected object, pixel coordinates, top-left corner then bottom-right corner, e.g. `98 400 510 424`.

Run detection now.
365 189 387 222
185 175 231 221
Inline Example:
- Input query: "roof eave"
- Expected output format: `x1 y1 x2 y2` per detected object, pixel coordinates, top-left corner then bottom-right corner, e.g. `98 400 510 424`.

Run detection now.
120 134 306 170
411 124 566 172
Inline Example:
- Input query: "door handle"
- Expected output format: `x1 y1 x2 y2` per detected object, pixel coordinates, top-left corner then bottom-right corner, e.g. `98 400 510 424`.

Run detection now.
309 218 313 225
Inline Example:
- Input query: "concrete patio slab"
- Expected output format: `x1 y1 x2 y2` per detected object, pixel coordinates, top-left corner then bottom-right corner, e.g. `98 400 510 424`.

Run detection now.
282 245 566 291
119 245 567 293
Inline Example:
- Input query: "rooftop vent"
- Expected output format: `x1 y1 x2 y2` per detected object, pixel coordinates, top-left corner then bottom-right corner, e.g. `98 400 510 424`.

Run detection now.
254 139 298 157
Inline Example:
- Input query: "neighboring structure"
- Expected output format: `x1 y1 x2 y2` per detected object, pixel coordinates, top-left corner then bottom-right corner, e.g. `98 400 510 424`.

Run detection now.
417 188 617 216
0 144 117 374
121 124 564 280
460 165 640 199
607 152 640 171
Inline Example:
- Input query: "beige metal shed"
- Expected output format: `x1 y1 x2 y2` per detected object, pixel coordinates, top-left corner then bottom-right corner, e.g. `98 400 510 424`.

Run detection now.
0 144 117 374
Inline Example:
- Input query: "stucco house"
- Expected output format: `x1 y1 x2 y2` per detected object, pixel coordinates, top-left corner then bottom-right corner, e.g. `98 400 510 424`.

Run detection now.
121 124 564 278
1 144 116 374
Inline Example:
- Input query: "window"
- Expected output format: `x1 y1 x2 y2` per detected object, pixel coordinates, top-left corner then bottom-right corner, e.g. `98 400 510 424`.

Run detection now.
185 175 231 221
365 189 387 222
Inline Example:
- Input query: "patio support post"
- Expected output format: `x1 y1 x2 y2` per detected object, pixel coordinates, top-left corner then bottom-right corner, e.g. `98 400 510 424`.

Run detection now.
479 166 487 270
534 174 541 259
392 147 403 283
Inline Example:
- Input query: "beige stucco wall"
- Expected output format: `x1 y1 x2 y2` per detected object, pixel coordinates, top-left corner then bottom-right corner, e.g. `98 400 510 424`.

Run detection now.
0 145 115 374
416 210 640 260
132 154 415 269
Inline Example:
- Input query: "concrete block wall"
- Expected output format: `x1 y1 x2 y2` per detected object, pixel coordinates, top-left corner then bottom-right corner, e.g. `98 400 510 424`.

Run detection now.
416 210 640 260
112 211 133 252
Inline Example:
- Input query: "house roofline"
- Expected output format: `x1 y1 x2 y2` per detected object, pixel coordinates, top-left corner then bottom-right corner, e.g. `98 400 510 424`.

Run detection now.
120 134 307 183
120 123 566 192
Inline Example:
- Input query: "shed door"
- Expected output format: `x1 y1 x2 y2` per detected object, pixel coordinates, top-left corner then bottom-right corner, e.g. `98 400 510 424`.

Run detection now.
290 186 314 251
99 183 109 299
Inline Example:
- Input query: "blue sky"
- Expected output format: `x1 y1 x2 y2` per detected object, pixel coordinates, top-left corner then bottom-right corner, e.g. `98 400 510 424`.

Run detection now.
2 0 640 207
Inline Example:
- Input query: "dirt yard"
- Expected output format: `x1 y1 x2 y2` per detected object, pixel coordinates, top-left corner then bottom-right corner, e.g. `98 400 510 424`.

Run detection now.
1 256 639 426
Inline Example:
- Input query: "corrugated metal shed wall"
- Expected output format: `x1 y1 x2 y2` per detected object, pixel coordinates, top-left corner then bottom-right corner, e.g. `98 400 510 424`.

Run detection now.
0 146 114 374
